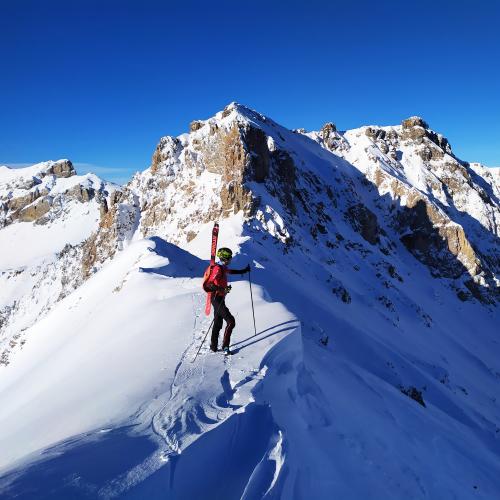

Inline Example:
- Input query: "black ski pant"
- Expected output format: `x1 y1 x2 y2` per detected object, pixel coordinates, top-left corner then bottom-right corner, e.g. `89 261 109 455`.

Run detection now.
211 295 235 350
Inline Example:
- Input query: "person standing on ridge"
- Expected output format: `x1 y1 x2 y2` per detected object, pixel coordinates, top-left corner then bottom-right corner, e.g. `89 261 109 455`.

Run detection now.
204 247 250 353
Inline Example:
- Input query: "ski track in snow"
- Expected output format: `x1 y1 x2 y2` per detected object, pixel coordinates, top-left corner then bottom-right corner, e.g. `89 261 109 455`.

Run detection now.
0 232 297 499
99 285 286 499
151 291 253 453
102 292 211 496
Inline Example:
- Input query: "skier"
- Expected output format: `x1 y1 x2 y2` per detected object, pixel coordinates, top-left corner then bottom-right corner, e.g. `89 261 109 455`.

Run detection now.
204 247 250 353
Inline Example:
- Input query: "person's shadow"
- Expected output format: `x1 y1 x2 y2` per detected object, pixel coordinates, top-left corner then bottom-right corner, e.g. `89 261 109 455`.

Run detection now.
139 236 206 278
230 320 300 353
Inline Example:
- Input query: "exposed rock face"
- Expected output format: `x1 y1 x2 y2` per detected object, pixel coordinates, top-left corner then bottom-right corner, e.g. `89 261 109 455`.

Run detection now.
321 122 336 135
402 116 429 129
425 129 451 153
137 117 254 237
397 198 479 279
18 198 52 222
401 124 427 142
132 103 302 242
346 204 380 245
342 115 499 302
150 136 181 175
367 164 489 284
189 120 204 132
320 122 349 152
242 126 269 182
66 184 95 203
0 161 100 227
81 209 117 278
6 190 42 213
82 188 137 278
400 116 453 157
50 159 76 178
364 127 399 160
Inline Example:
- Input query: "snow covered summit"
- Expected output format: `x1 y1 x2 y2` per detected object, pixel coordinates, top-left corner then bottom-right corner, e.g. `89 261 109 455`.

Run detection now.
0 160 126 365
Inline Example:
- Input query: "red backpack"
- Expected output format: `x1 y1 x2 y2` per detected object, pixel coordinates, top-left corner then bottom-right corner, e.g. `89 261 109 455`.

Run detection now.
202 265 214 292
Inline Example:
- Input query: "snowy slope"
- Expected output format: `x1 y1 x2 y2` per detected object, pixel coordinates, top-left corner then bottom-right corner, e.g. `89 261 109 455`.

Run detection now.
1 218 498 498
1 105 499 499
0 224 298 497
0 161 125 366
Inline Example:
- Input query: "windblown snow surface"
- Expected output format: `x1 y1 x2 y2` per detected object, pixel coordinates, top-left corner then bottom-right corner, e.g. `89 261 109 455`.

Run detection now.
1 109 499 499
0 218 299 499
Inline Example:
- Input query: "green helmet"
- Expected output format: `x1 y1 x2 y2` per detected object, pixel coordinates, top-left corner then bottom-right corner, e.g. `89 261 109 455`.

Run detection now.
217 247 233 261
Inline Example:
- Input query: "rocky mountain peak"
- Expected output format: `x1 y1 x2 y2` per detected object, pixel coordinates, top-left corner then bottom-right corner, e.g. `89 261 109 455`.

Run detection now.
125 104 499 304
401 116 429 129
0 160 118 228
398 116 452 158
49 159 76 178
321 122 337 134
319 121 350 153
132 103 301 242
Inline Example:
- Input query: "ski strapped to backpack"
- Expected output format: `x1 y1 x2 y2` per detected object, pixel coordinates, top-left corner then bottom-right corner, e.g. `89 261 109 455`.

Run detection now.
203 222 219 315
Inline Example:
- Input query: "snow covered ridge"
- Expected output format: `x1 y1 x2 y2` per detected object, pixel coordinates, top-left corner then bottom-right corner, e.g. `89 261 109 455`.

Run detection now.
0 160 117 228
0 160 133 365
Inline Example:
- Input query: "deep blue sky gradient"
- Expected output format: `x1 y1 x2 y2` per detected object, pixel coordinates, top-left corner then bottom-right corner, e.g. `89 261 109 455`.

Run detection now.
1 0 499 183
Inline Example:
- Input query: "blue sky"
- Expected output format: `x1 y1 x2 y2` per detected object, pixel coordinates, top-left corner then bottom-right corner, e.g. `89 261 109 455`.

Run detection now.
1 0 499 183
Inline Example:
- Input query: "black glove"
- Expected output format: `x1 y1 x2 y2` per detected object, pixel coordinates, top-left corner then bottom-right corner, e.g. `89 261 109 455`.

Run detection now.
223 285 232 294
243 264 251 273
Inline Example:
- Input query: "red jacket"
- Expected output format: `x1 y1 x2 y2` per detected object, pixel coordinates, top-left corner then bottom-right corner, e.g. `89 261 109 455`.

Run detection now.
205 264 246 296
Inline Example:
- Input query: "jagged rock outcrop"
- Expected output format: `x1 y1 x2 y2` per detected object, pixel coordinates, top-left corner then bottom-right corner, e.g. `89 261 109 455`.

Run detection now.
242 126 270 182
17 198 52 222
367 165 485 280
66 184 95 203
50 159 76 178
346 204 380 245
130 103 301 241
81 189 138 277
401 116 429 130
337 115 499 301
400 116 452 157
397 198 480 279
319 122 350 152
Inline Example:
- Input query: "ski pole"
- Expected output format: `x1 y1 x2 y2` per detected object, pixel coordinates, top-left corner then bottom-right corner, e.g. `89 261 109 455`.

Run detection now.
192 297 224 363
248 268 257 336
192 317 215 363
